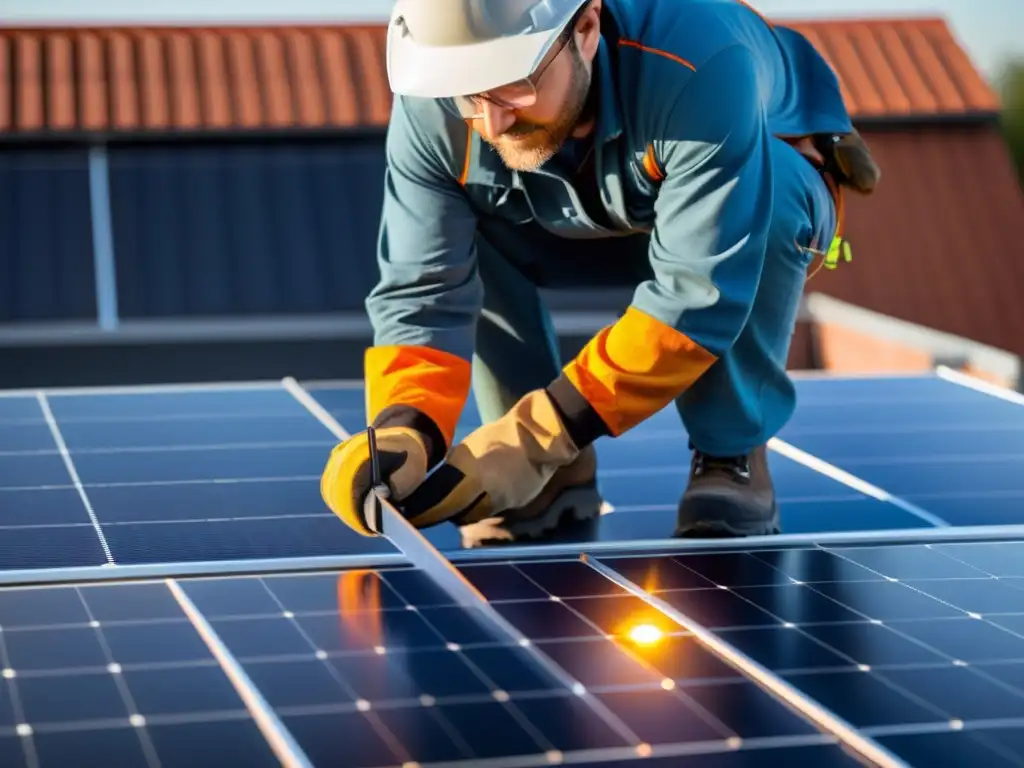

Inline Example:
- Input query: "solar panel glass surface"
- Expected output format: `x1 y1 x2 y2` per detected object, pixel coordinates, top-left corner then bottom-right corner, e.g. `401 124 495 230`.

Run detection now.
592 538 1024 767
0 385 398 571
778 374 1024 526
0 579 282 768
2 371 1024 766
174 561 868 767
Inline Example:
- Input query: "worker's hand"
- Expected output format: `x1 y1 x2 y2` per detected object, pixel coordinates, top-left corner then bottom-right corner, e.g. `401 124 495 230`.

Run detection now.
320 408 440 536
399 388 580 528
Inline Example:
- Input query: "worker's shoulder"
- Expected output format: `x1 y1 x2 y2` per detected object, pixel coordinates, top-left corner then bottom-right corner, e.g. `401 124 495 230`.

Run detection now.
608 0 780 145
388 94 471 179
610 0 769 95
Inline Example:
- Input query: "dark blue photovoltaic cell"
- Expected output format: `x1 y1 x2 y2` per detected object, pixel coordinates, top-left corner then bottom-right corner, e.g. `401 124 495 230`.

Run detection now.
46 389 302 420
595 541 1024 768
0 386 399 569
84 479 330 524
0 452 75 488
0 527 109 568
876 728 1024 767
0 580 280 768
302 386 364 433
932 542 1024 576
0 422 57 452
72 444 331 485
57 411 331 450
0 397 46 421
101 516 394 564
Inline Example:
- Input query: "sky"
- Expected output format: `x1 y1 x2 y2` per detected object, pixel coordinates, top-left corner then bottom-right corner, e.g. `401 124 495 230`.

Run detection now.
1 0 1021 82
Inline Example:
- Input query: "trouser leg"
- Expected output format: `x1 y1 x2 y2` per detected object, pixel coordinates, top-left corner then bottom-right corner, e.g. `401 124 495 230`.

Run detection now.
676 137 837 455
470 228 562 425
462 218 648 546
675 137 838 538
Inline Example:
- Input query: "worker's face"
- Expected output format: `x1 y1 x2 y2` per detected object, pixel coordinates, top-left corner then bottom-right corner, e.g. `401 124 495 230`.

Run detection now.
474 7 602 172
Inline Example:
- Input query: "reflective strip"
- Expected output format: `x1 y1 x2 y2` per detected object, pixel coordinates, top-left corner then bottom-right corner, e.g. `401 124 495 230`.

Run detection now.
641 143 664 182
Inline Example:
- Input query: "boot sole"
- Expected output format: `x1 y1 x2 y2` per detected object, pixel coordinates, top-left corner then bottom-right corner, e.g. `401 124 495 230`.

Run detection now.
460 486 606 548
674 501 781 539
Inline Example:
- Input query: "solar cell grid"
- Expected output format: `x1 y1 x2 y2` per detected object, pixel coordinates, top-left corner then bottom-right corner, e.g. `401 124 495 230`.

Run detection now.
0 580 281 768
778 371 1024 527
163 560 879 767
593 540 1024 767
0 385 398 572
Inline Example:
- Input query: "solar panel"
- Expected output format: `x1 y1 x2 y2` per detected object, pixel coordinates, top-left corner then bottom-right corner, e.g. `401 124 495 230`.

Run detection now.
2 369 1024 765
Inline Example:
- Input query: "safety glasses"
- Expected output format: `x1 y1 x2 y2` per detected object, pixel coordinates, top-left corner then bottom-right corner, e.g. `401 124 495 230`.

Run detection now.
451 33 571 120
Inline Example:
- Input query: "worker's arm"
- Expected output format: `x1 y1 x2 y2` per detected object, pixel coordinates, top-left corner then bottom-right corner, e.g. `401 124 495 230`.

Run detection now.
547 43 774 444
364 96 481 460
319 98 481 537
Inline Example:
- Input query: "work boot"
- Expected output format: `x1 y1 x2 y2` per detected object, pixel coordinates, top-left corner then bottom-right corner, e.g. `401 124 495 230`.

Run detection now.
674 444 780 538
459 445 605 548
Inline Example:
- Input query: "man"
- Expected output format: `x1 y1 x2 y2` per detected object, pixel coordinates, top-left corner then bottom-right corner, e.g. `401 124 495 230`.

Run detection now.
320 0 880 547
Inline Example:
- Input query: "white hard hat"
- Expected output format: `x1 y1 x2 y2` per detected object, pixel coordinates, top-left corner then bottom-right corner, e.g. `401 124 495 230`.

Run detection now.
386 0 589 99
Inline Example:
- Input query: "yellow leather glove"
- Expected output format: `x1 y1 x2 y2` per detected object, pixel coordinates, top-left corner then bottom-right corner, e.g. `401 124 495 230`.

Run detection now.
320 406 445 536
398 389 581 528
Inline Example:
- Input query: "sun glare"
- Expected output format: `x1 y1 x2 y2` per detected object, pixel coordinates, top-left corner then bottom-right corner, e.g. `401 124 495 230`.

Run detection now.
627 624 664 646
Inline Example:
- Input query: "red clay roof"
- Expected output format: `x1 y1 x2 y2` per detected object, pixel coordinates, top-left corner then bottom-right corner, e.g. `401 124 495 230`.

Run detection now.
783 17 1000 119
809 123 1024 358
0 15 1001 135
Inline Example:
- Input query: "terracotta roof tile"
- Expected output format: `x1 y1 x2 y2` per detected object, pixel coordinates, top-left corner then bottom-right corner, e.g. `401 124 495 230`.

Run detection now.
810 124 1024 357
785 18 1000 118
0 15 1001 135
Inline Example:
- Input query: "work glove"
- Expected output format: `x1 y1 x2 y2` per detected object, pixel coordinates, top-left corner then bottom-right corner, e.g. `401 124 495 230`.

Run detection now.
398 388 581 528
320 406 443 536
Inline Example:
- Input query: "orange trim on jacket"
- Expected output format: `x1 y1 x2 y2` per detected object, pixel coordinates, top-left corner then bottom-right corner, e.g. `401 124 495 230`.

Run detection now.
364 345 472 448
562 307 718 436
641 143 665 182
618 39 697 71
